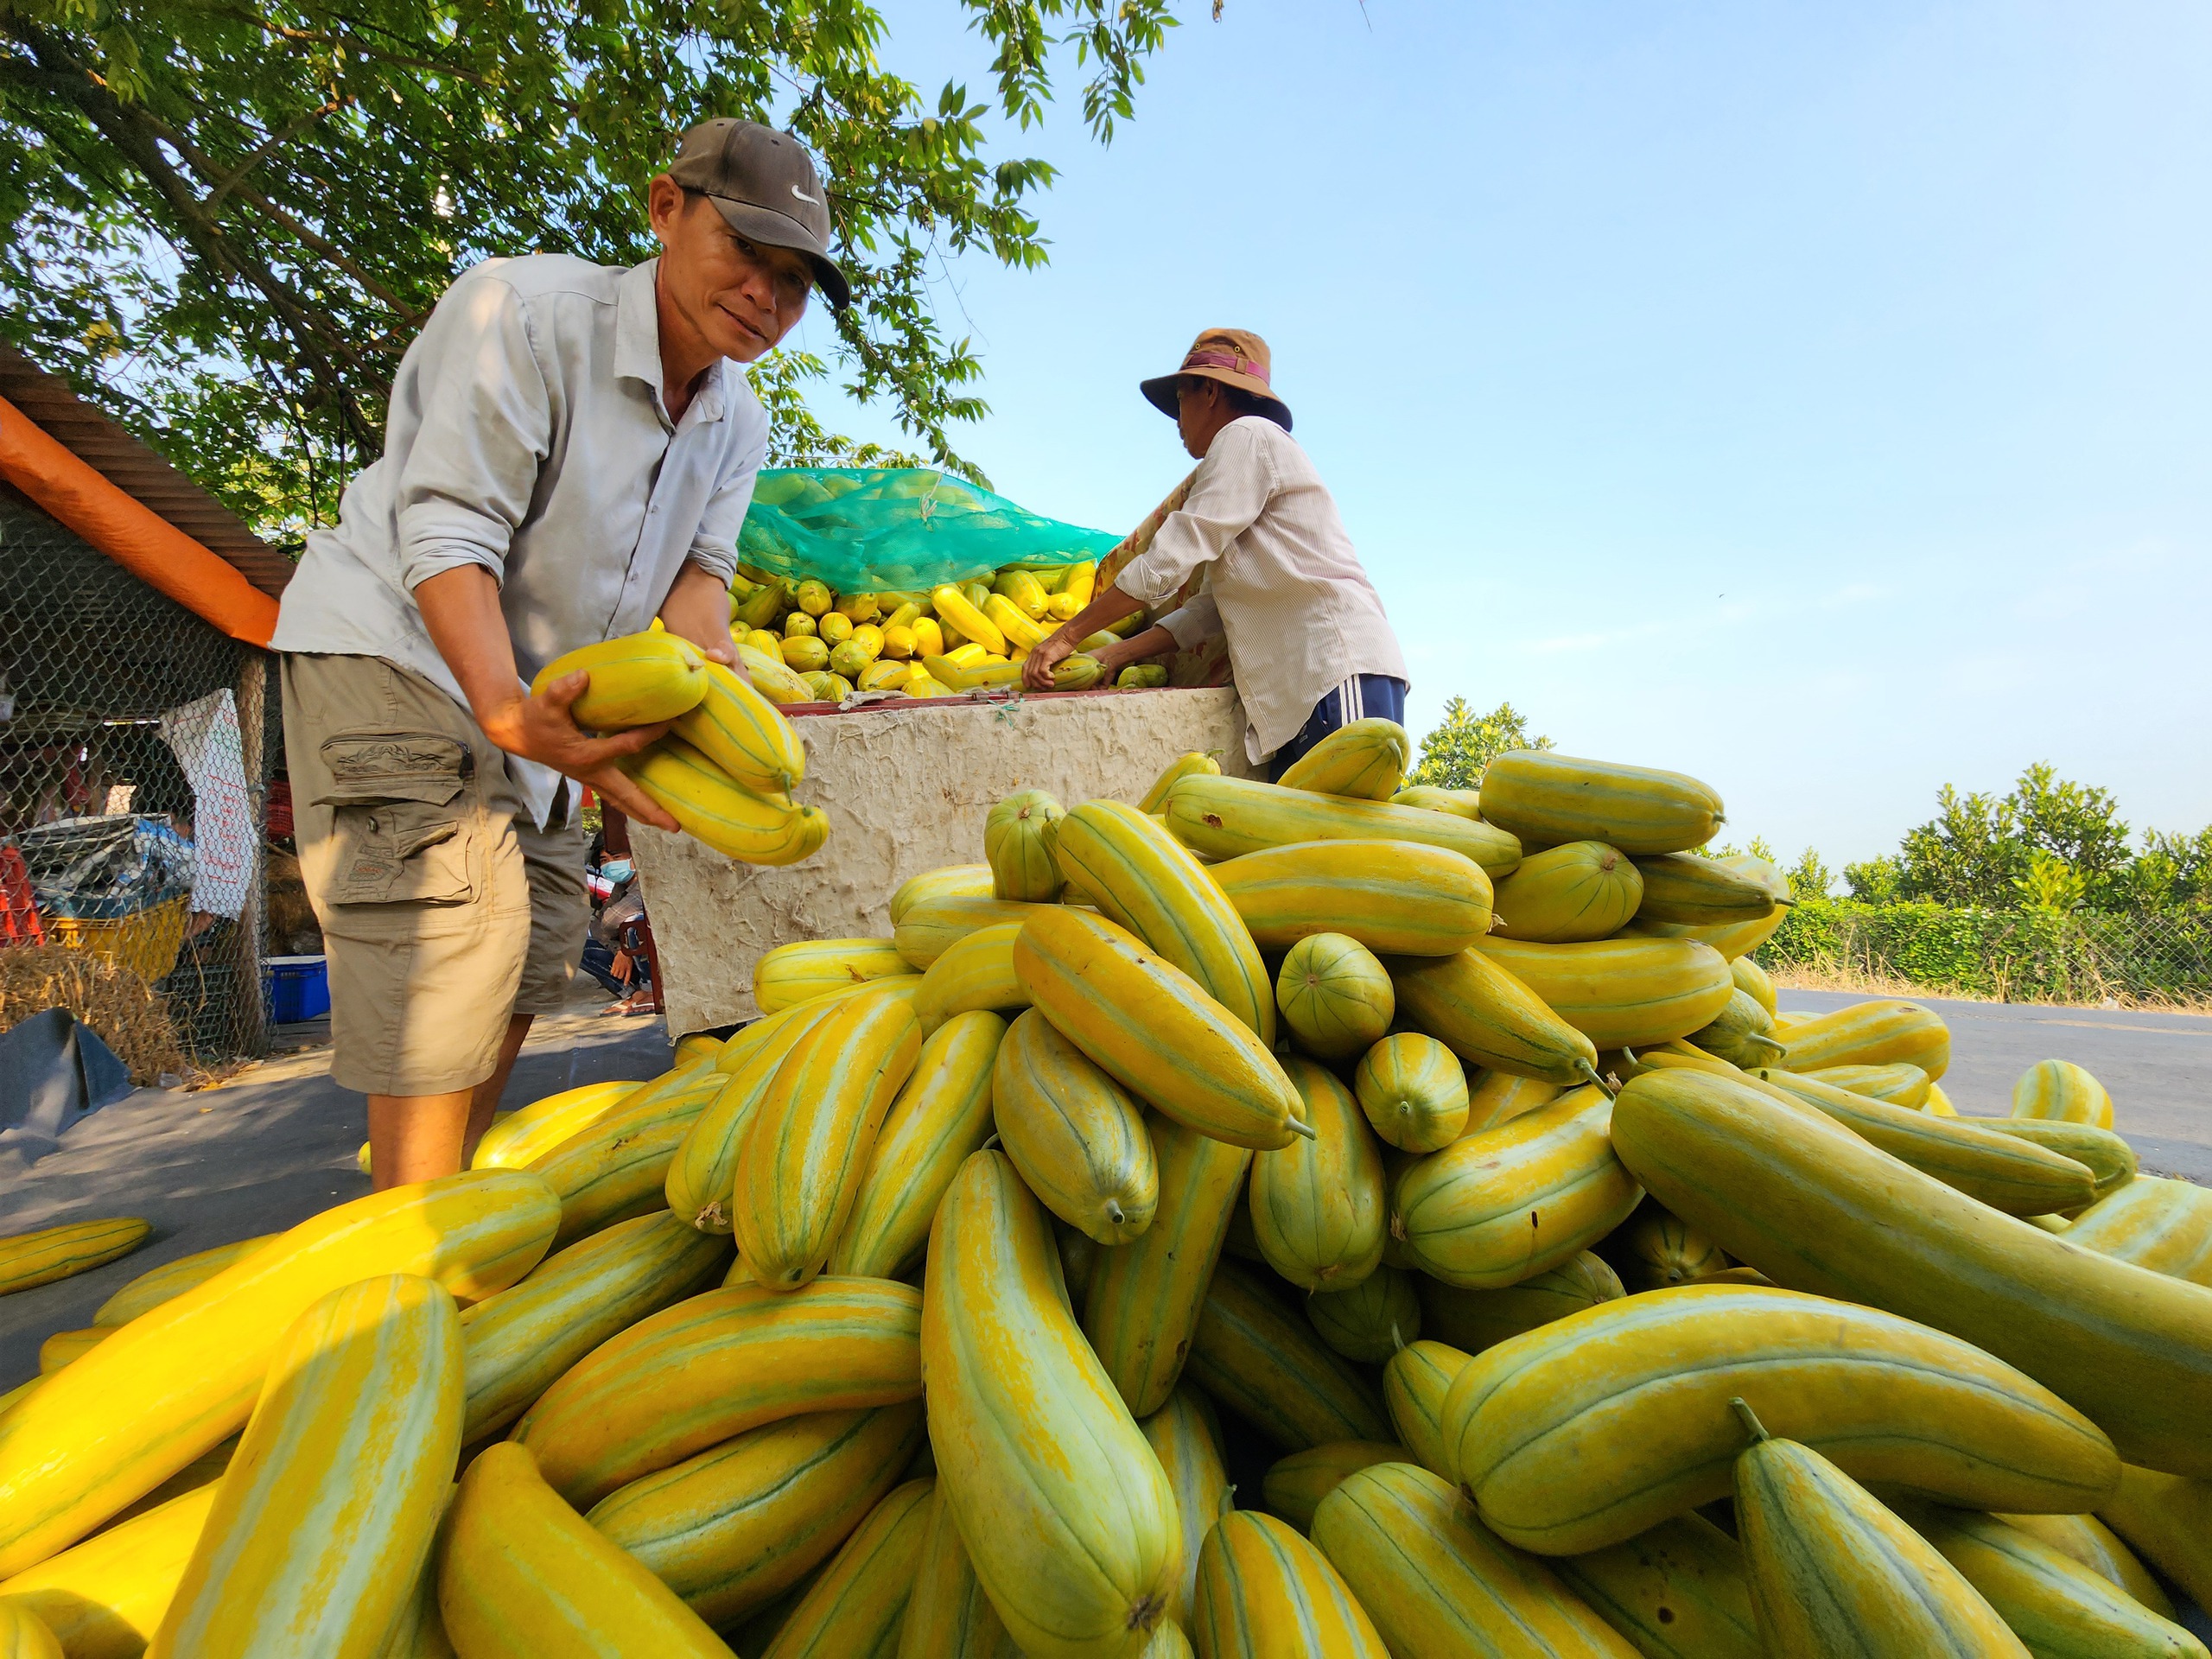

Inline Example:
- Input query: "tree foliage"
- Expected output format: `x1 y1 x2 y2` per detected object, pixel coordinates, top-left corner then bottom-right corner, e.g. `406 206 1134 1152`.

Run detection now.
1409 696 1552 791
1838 763 2209 917
0 0 1180 539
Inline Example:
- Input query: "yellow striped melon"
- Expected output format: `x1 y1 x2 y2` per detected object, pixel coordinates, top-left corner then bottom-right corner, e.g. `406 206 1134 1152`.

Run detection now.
1389 949 1600 1087
1748 1068 2097 1217
1248 1058 1385 1291
1555 1512 1765 1659
1352 1033 1467 1154
912 923 1027 1034
921 1151 1180 1659
1262 1442 1402 1532
1209 838 1492 957
438 1441 733 1657
1981 1120 2136 1203
1802 1060 1931 1107
1478 752 1722 856
1306 1267 1418 1364
2014 1058 2113 1127
759 1478 933 1659
514 1277 923 1508
0 1482 219 1659
1186 1262 1390 1451
672 659 805 798
0 1604 59 1659
1631 852 1777 926
1416 1251 1623 1356
730 986 922 1290
1055 799 1275 1044
528 1083 715 1250
92 1236 278 1328
1084 1116 1253 1419
458 1211 728 1443
1444 1283 2121 1555
1472 936 1733 1051
587 1402 923 1628
2098 1465 2212 1615
753 938 909 1013
895 1489 1023 1659
1608 1067 2212 1478
1777 997 1952 1080
1732 1414 2028 1657
894 896 1053 970
620 737 827 867
470 1080 647 1171
0 1219 150 1298
2063 1177 2212 1287
1139 1389 1230 1629
985 790 1067 902
0 1170 556 1576
1389 785 1480 818
1730 954 1777 1014
532 631 706 728
1993 1510 2173 1618
1462 1069 1562 1133
1912 1508 2207 1659
1191 1510 1386 1657
148 1274 461 1659
992 1010 1158 1247
1274 718 1409 801
1381 1338 1465 1479
1312 1462 1637 1659
1490 841 1644 942
38 1329 109 1375
1612 1203 1728 1291
1274 935 1392 1063
888 864 993 925
831 1011 1006 1279
1686 988 1785 1069
1393 1086 1642 1290
1163 774 1522 876
1015 908 1306 1151
669 1000 849 1235
1141 753 1221 816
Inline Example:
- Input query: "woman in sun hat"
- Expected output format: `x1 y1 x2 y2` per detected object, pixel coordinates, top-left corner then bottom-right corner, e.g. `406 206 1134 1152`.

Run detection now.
1023 327 1408 779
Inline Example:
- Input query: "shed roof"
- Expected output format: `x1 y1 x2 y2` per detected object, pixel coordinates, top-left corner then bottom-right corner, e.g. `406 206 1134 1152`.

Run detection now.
0 343 293 599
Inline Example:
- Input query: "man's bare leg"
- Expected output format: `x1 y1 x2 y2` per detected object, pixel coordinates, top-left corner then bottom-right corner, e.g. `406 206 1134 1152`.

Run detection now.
367 1012 536 1189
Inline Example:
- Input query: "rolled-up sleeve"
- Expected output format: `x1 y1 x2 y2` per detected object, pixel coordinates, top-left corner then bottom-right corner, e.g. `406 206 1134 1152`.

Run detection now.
1159 591 1224 649
684 422 766 587
1114 424 1276 606
392 275 552 592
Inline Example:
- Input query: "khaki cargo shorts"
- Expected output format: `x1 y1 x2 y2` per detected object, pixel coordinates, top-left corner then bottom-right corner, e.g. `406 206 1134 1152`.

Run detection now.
282 653 588 1096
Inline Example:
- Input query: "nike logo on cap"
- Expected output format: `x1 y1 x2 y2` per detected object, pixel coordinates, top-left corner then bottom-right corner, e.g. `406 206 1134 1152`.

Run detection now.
791 184 820 206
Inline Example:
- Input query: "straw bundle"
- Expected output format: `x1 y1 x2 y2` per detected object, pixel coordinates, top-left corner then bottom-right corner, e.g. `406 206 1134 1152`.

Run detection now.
0 944 187 1084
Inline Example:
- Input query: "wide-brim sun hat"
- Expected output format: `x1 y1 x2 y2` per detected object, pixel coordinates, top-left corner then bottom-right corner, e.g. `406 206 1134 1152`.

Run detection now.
1141 327 1292 431
668 118 852 310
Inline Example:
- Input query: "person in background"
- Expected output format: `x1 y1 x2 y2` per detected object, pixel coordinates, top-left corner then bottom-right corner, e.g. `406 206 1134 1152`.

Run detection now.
1023 327 1408 777
271 118 849 1188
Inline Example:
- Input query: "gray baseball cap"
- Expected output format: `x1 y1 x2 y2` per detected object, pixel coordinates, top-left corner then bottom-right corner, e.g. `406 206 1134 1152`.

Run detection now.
668 118 851 310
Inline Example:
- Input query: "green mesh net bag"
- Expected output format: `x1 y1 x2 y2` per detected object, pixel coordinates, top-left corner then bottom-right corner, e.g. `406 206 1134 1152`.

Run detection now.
738 468 1120 596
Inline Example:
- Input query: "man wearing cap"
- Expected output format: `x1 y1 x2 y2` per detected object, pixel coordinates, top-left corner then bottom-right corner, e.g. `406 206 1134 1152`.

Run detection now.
271 118 847 1187
1023 328 1408 775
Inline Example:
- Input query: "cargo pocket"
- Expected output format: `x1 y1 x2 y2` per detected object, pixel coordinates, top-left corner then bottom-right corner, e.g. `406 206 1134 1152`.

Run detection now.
315 731 480 906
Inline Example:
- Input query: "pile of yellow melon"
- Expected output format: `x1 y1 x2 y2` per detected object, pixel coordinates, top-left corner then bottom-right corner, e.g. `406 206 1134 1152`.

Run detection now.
1 719 2209 1658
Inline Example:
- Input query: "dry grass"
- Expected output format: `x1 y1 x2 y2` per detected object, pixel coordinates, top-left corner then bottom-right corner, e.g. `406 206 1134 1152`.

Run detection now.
0 944 189 1084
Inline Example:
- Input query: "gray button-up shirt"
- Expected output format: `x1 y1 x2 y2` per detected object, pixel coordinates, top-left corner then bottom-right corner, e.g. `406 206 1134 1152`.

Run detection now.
271 253 768 824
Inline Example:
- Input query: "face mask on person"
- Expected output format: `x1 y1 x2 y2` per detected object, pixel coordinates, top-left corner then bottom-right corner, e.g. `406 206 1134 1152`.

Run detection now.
601 858 634 884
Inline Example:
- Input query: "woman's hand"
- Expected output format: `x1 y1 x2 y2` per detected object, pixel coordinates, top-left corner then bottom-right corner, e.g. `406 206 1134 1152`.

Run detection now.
1021 628 1077 690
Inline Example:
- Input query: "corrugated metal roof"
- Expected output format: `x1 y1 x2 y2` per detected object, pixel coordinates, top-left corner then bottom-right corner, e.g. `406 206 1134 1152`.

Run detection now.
0 341 294 598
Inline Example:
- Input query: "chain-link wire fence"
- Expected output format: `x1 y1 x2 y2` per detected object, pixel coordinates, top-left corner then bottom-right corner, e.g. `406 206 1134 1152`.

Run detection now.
1761 899 2212 1008
0 488 271 1072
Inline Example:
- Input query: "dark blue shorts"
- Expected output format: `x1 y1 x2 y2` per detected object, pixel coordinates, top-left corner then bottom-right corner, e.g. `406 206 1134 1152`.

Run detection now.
1268 675 1410 781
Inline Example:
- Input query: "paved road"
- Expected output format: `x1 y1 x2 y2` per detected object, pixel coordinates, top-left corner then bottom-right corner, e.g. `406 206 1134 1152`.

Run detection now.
0 989 676 1388
1777 988 2212 1182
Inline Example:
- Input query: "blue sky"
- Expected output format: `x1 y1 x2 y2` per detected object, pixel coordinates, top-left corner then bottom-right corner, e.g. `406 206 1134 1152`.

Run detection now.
787 0 2212 875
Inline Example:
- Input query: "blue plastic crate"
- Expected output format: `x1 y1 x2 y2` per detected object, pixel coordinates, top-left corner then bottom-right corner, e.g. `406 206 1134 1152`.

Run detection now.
264 955 330 1024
